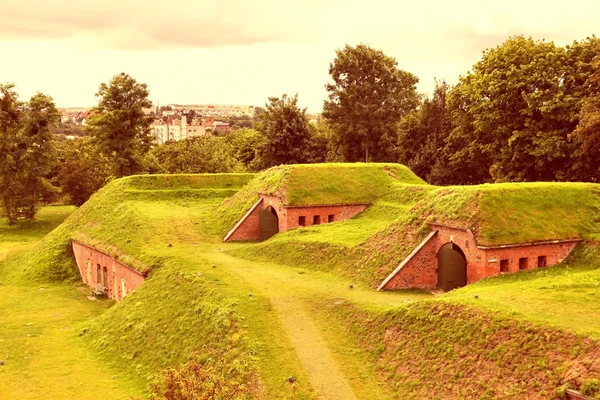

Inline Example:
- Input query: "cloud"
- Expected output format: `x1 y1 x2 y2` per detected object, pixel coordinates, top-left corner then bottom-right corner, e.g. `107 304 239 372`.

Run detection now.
0 0 319 50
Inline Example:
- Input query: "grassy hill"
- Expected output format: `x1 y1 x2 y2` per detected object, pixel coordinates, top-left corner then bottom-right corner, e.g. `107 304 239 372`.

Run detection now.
214 163 426 236
231 177 600 287
3 165 600 399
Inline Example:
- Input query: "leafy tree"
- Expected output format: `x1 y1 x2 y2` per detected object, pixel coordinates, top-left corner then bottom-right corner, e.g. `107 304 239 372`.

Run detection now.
0 83 23 224
397 80 453 184
226 128 266 171
571 44 600 181
446 35 599 183
323 44 420 162
255 94 313 168
19 93 60 218
56 137 111 206
147 136 243 174
85 73 153 177
0 85 60 223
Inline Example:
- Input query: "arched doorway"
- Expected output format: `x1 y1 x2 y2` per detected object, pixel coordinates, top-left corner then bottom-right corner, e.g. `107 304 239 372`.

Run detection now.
259 206 279 241
437 242 467 291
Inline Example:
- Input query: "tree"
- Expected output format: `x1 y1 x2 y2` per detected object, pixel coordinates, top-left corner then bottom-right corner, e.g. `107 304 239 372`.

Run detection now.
56 137 111 206
147 136 243 174
571 44 600 180
445 35 599 183
0 85 60 223
226 128 266 171
255 94 313 168
85 73 153 177
323 44 420 162
397 80 453 184
19 93 60 218
0 83 23 224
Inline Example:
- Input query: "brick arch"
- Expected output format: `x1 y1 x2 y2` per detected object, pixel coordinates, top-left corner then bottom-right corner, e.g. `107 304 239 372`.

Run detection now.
437 242 468 291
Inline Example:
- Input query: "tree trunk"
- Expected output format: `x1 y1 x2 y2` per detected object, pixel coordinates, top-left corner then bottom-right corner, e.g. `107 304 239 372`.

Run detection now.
365 146 369 163
3 196 17 225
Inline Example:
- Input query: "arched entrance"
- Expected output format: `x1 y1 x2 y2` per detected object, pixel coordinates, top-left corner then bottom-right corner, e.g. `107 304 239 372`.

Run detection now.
259 206 279 241
437 242 467 291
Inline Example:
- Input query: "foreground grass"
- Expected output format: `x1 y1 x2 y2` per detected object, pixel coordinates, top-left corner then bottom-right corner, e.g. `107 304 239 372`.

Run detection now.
441 243 600 338
4 172 600 399
0 206 145 399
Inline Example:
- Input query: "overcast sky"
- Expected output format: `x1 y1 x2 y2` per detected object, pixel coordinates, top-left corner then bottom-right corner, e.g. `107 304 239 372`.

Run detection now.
1 0 598 112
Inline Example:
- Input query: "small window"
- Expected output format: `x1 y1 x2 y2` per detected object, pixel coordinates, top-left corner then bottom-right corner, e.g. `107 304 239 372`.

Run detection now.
298 216 306 226
519 258 528 270
328 214 335 223
313 215 321 225
97 264 102 284
538 256 547 267
500 259 509 272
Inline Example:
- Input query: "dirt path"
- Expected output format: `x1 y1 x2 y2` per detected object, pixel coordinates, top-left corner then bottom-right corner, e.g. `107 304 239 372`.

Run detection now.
200 249 428 399
273 296 357 400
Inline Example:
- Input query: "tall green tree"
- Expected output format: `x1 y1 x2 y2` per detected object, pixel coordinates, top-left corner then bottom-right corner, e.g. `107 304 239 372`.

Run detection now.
19 93 60 218
323 44 420 162
255 94 313 168
0 83 23 224
0 85 59 223
397 80 453 184
571 44 600 181
56 137 111 206
446 35 599 183
86 73 153 177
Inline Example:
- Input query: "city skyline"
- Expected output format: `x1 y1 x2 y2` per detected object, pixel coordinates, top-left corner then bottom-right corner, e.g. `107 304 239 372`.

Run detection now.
1 0 599 112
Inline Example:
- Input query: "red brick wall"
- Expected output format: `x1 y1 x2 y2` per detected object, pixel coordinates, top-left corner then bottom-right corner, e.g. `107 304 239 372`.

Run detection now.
225 193 368 241
380 224 580 290
226 200 262 241
285 204 368 231
380 232 439 290
480 242 578 277
71 240 145 301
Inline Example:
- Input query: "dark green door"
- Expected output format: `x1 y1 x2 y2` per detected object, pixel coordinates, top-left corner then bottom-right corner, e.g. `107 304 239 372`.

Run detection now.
437 243 467 291
259 206 279 241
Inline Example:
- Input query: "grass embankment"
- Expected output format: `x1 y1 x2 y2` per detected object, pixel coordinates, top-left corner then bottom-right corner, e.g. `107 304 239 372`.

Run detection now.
440 243 600 338
0 206 145 399
215 163 426 237
231 180 600 288
318 299 600 399
422 182 600 246
3 175 319 398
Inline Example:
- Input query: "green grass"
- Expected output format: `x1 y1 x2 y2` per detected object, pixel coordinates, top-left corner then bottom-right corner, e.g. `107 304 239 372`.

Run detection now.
5 171 600 399
440 242 600 338
320 299 600 399
0 206 145 399
422 182 600 246
214 163 426 237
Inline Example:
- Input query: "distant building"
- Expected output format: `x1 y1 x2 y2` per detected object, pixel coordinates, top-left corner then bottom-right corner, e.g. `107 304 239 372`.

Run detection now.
214 121 231 133
166 104 255 118
151 117 207 144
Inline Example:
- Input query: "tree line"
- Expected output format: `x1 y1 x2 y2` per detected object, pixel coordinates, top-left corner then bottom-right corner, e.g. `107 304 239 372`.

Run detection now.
1 35 599 223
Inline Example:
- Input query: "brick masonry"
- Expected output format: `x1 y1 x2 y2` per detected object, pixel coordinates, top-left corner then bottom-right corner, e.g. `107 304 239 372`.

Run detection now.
379 223 580 291
224 193 369 241
71 240 145 301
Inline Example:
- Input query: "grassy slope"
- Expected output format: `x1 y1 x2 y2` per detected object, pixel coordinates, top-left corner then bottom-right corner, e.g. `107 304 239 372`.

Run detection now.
6 169 600 399
3 176 318 398
319 299 600 399
0 206 145 399
214 163 426 237
231 180 600 288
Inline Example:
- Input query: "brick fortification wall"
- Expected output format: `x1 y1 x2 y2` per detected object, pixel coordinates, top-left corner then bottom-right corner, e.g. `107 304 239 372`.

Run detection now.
71 240 145 301
380 224 580 290
224 193 368 241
